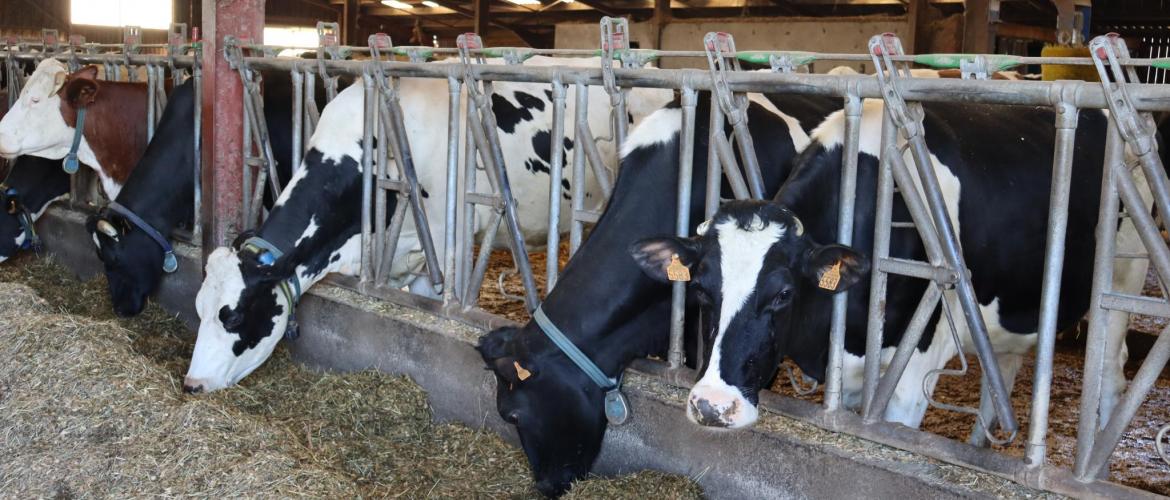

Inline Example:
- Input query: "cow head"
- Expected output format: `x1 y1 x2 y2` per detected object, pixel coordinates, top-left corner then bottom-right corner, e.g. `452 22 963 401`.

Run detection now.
86 209 164 317
477 326 605 497
0 156 70 262
0 60 96 159
185 236 294 393
631 201 868 429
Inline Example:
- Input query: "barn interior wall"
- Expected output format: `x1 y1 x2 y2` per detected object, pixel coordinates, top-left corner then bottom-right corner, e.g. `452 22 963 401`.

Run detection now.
555 16 962 72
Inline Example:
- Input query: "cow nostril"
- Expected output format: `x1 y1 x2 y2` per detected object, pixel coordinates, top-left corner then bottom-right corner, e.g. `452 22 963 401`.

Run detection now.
182 384 204 395
689 397 730 428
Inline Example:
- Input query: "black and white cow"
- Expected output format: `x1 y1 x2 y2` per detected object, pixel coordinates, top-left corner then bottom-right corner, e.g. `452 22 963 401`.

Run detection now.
85 73 296 317
477 93 823 497
386 56 674 295
183 58 674 393
0 155 71 262
635 99 1161 440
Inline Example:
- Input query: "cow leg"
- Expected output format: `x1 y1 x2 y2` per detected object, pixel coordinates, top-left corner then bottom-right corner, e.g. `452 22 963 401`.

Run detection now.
841 352 866 411
408 273 440 299
1099 207 1149 427
884 331 955 428
967 352 1024 447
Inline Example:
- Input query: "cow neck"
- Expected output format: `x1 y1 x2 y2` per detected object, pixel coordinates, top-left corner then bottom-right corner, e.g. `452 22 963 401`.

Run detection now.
532 95 800 376
111 81 195 238
60 80 149 185
529 136 697 376
251 150 368 289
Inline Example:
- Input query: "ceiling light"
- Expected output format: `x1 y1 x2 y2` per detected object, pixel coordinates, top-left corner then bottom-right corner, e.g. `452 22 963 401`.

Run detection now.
382 0 414 8
422 0 440 6
505 0 542 5
562 0 575 3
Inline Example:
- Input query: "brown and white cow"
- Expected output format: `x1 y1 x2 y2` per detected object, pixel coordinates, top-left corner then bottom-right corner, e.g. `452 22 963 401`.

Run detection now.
0 59 148 198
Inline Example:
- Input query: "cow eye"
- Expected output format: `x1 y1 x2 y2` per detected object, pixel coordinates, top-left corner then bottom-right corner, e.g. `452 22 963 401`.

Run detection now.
771 288 795 309
30 96 40 104
505 411 520 424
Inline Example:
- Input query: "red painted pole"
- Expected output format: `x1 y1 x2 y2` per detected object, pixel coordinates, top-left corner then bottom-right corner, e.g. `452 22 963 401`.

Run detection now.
200 0 264 256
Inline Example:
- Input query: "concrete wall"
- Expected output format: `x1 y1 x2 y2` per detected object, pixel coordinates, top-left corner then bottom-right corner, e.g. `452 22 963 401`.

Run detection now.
555 16 909 73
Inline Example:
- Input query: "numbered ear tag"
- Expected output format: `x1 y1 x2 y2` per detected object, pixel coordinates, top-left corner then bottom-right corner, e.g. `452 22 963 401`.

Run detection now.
604 389 630 426
666 254 690 282
818 261 841 291
162 252 179 273
513 361 532 381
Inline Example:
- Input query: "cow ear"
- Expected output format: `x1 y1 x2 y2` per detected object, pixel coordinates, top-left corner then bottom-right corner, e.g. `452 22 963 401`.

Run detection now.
477 327 538 385
64 76 99 108
629 236 701 283
231 230 257 251
802 244 869 294
477 326 519 362
493 357 539 386
72 65 100 82
53 71 67 94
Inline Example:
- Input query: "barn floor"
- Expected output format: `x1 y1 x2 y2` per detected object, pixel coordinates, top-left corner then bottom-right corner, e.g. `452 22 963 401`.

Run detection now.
0 254 702 499
480 244 1170 496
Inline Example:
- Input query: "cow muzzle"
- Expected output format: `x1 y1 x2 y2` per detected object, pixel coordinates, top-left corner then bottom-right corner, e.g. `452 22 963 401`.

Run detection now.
0 133 19 158
687 382 759 429
182 376 207 395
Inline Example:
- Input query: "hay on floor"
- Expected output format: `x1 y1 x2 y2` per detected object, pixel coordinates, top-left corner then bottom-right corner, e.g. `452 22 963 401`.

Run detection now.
0 255 703 498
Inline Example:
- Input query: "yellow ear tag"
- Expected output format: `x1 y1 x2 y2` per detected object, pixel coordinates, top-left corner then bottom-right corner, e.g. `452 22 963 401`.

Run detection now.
666 254 691 282
818 261 842 291
513 361 532 381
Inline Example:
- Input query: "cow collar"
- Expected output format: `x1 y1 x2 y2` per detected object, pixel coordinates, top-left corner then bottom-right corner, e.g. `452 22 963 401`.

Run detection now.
532 306 630 425
0 184 42 252
239 236 302 341
106 201 177 273
63 106 85 174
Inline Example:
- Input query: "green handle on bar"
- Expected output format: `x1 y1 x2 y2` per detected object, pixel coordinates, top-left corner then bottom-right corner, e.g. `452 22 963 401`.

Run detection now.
1152 58 1170 70
482 47 535 61
735 50 816 67
913 53 1020 71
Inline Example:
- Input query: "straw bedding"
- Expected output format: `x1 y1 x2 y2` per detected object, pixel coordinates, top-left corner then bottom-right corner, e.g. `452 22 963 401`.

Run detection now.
0 255 702 499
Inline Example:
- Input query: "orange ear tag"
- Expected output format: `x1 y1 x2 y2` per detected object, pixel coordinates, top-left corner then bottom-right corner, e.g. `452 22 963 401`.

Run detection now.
818 261 842 291
513 361 532 381
666 254 691 282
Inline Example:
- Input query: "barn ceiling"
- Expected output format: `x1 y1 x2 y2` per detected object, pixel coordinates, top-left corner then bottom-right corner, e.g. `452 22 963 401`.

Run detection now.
319 0 963 47
311 0 1118 48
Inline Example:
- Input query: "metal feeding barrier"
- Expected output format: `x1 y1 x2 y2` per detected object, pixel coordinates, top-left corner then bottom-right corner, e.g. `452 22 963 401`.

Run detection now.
863 33 1016 440
214 19 1170 493
0 24 202 240
361 33 444 296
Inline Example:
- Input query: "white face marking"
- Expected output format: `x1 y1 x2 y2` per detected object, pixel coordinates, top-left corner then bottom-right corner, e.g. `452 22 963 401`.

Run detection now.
186 248 276 393
688 216 786 429
0 60 72 159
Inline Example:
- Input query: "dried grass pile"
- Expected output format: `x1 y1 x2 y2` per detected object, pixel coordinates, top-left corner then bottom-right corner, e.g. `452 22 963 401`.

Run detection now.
0 255 703 498
0 282 355 497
